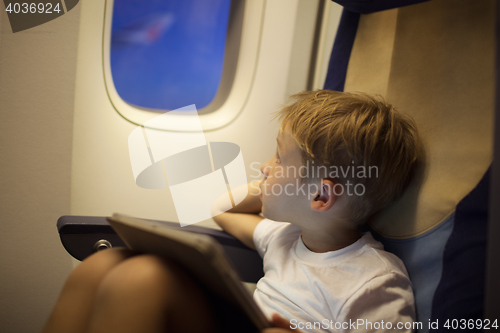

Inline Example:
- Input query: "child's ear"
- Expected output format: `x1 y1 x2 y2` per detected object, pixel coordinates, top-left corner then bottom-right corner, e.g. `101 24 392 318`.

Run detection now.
310 179 336 212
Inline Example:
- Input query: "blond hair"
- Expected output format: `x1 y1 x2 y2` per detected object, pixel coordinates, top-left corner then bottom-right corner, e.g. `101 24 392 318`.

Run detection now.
275 90 421 224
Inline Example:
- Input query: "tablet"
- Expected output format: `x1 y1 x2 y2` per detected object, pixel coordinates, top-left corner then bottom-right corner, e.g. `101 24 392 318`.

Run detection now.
106 213 270 331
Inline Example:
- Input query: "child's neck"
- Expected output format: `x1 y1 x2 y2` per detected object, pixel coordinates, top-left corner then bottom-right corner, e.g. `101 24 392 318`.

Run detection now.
300 225 361 253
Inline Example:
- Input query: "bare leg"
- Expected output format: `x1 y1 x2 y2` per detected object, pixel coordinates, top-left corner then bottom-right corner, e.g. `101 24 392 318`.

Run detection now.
43 249 216 333
84 254 216 333
42 248 135 333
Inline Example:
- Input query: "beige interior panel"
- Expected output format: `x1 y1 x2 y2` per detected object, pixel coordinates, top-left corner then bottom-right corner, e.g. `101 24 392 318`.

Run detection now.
345 8 398 97
344 0 495 238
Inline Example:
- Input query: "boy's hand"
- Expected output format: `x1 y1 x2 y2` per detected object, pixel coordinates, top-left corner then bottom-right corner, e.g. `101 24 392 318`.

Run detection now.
262 314 302 332
211 181 262 216
228 180 263 214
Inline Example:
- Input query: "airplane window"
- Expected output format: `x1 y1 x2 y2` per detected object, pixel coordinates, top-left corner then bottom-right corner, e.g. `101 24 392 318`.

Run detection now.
110 0 232 111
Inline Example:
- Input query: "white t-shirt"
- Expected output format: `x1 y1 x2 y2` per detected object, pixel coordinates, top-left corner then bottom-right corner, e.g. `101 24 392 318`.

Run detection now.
252 218 416 333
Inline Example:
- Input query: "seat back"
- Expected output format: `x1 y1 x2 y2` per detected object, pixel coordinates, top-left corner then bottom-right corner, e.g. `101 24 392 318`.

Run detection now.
325 0 495 330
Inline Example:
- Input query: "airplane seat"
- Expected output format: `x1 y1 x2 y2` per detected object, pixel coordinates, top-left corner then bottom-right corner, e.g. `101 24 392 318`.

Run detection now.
367 171 489 331
57 170 489 332
324 0 495 331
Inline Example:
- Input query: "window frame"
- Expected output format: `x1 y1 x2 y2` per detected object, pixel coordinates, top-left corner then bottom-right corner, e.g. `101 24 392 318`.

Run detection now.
102 0 266 132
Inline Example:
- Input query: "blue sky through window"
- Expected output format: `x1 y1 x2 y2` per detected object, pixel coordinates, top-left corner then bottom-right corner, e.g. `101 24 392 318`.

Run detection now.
110 0 232 111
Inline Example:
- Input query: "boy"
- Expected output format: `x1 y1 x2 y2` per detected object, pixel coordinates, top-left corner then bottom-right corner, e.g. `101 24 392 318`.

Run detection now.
43 90 418 333
213 90 419 331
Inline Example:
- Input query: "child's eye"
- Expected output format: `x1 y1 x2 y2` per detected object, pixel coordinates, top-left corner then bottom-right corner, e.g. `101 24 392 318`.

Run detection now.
275 151 281 164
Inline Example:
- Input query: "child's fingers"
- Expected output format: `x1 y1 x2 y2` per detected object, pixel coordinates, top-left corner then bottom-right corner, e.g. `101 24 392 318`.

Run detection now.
269 313 293 330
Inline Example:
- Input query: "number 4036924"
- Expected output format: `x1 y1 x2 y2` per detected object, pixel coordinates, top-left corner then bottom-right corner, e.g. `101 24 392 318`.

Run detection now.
443 319 498 330
5 3 61 14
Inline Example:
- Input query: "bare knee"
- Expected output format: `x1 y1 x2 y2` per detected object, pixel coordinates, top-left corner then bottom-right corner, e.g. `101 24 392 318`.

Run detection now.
95 255 179 304
64 248 135 292
42 249 135 333
93 255 216 333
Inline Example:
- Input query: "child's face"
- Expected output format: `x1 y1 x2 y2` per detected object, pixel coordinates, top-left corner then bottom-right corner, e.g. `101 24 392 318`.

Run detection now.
259 126 312 223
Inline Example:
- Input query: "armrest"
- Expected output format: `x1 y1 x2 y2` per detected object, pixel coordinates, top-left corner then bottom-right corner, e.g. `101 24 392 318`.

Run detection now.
57 216 264 283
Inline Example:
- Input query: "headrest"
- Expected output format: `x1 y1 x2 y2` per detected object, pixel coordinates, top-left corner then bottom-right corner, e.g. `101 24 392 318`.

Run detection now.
344 0 495 238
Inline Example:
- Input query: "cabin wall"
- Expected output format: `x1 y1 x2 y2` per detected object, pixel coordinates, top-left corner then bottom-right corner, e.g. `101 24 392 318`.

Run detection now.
0 4 81 333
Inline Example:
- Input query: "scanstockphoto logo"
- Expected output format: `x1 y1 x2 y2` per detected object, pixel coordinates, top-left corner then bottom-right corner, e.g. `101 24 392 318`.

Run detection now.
249 161 379 199
128 105 248 227
3 0 79 33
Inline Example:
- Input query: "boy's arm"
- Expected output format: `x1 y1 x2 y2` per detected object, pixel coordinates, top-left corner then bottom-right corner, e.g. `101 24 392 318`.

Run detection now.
212 181 264 250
